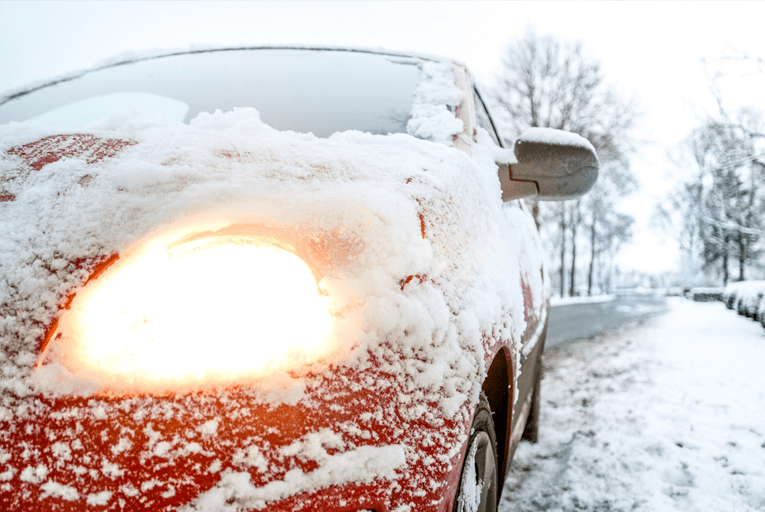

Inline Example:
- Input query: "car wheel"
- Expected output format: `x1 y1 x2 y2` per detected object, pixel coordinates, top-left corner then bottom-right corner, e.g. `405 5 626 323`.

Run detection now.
521 367 541 443
454 392 498 512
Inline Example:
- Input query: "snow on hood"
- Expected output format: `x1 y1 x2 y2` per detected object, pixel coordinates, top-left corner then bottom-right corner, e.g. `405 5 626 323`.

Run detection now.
0 107 528 414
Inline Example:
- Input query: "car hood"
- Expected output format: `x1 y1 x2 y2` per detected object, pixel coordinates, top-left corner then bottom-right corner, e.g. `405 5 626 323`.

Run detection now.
0 109 542 510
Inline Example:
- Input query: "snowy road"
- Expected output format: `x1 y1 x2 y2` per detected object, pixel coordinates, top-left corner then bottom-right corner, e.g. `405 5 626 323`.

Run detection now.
500 298 765 512
547 294 668 348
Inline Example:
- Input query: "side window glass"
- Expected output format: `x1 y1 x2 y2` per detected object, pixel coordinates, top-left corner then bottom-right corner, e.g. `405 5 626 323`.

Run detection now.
473 89 501 146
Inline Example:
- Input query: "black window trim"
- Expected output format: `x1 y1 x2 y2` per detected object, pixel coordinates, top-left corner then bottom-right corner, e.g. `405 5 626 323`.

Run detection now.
473 87 505 148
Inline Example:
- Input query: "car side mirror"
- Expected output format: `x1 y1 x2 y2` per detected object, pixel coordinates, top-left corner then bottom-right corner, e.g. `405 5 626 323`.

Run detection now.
498 128 599 201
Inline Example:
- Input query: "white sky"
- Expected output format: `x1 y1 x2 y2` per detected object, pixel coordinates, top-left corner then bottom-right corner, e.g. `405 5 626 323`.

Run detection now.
3 0 765 275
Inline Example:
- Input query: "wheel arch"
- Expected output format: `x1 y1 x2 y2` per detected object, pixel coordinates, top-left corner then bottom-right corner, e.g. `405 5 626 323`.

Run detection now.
481 345 514 491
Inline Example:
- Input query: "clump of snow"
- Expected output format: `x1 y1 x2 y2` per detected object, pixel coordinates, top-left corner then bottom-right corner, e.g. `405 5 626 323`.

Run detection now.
20 465 48 484
489 145 517 165
232 445 268 473
199 419 220 436
517 127 596 153
502 299 765 511
40 481 79 501
182 444 406 512
455 440 482 512
86 490 112 506
406 61 465 145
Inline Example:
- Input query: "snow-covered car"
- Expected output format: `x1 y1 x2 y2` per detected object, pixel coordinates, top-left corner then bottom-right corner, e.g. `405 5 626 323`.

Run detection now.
723 280 765 325
0 47 598 512
725 281 765 318
723 286 740 309
686 287 723 302
754 294 765 323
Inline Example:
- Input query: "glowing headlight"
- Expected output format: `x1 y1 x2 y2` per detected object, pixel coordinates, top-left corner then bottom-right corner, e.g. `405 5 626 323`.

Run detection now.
48 233 334 391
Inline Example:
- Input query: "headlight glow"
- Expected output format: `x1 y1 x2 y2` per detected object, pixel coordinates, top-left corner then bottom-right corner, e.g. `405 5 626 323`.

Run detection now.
47 232 335 392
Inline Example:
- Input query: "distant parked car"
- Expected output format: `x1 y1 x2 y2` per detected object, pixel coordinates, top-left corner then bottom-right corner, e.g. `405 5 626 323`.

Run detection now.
742 289 765 318
754 293 765 323
723 281 765 320
687 287 723 302
723 286 740 309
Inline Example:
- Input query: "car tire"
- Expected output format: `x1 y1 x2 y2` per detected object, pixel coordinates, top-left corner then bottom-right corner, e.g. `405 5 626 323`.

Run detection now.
453 392 499 512
521 367 541 443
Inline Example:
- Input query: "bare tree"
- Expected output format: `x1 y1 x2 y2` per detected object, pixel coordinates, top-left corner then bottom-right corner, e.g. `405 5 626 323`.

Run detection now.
491 27 639 296
654 178 704 282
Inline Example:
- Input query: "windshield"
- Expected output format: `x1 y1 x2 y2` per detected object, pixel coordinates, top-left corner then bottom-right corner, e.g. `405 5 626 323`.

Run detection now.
0 49 423 137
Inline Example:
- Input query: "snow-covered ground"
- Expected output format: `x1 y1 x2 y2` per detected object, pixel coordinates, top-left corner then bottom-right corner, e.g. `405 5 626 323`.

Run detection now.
501 298 765 512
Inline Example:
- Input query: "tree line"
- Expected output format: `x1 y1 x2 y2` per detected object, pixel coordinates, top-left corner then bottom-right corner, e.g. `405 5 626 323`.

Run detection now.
655 57 765 285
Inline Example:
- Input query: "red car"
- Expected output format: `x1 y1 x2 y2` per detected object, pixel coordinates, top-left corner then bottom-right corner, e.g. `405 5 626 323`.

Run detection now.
0 48 597 512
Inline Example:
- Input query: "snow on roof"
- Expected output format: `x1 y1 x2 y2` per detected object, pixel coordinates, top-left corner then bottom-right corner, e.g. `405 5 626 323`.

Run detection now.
724 280 765 292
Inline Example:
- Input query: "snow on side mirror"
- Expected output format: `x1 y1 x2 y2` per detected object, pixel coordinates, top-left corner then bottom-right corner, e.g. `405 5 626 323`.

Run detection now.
498 128 599 202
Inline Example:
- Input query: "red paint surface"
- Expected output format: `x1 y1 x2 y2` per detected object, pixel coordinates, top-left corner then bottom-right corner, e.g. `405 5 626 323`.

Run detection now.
8 134 137 171
399 274 427 291
3 134 136 204
0 354 469 512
